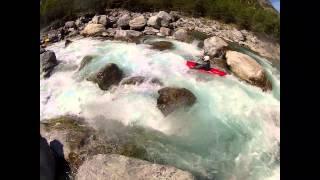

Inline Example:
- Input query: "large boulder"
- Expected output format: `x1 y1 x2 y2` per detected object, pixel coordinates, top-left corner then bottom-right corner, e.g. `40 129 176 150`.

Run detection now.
157 11 173 27
65 21 76 29
87 63 123 90
225 51 272 91
173 28 188 42
120 76 163 86
76 154 195 180
147 16 161 29
115 30 143 42
117 14 131 29
169 11 181 21
143 26 159 35
90 15 99 24
157 87 196 116
219 29 244 43
40 136 56 180
129 15 146 30
80 24 106 36
160 27 172 36
40 50 58 78
98 15 109 26
203 36 228 58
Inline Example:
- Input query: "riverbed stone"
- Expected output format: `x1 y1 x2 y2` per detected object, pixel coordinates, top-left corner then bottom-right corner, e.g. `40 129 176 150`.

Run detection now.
87 63 123 90
225 50 272 91
157 87 196 116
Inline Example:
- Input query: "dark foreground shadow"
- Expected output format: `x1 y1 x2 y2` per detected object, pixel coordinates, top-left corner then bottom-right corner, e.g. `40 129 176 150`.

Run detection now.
49 140 71 180
40 135 71 180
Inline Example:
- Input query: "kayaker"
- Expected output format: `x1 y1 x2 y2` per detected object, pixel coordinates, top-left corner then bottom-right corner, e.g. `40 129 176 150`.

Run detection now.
191 55 211 71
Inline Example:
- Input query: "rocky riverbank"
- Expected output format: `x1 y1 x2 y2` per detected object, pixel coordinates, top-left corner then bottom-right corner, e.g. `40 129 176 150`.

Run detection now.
40 8 279 62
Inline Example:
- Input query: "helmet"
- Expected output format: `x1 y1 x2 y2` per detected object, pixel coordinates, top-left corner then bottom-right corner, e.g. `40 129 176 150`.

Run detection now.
204 56 210 61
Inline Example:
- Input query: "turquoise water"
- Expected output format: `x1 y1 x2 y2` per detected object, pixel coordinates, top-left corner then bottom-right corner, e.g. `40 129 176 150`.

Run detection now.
41 37 280 180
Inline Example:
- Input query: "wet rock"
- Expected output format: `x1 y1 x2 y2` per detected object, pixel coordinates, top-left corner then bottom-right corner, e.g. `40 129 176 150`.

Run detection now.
159 27 172 36
157 87 196 116
78 55 95 71
120 76 146 85
76 154 195 180
157 11 173 27
143 26 159 35
150 78 163 86
120 76 163 86
40 116 116 177
147 16 161 29
87 63 123 90
65 39 72 48
225 51 272 91
66 29 79 38
129 15 146 30
117 14 131 29
203 36 228 57
65 21 76 29
80 24 106 36
173 28 188 42
40 50 58 78
149 41 174 51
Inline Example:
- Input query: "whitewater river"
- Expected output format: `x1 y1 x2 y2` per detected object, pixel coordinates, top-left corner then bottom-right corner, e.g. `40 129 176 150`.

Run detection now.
40 37 280 180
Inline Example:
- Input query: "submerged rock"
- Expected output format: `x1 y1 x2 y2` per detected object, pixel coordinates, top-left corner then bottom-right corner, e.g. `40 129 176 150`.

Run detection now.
203 36 228 58
80 24 106 36
129 15 146 30
76 154 195 180
225 51 272 91
120 76 163 86
157 87 196 116
87 63 123 90
78 55 95 71
120 76 146 85
64 39 72 48
149 41 174 51
40 50 58 78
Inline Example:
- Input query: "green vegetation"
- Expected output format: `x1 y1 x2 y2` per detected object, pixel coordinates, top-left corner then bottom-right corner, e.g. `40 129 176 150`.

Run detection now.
40 0 279 39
